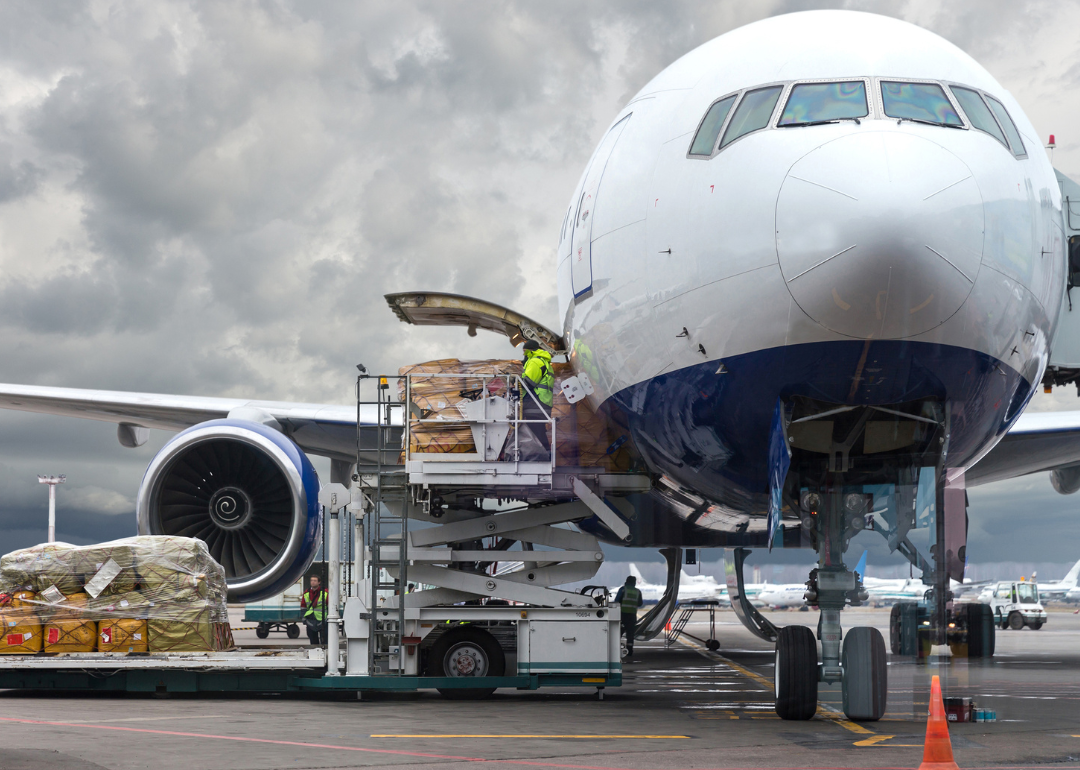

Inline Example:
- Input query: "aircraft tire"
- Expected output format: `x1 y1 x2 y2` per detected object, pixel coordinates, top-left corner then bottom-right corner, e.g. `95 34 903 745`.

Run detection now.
841 626 887 721
964 603 995 658
888 605 901 654
774 625 818 720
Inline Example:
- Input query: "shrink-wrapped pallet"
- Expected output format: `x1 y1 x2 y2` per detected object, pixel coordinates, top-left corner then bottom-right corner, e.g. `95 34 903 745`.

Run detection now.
0 535 233 655
399 358 639 471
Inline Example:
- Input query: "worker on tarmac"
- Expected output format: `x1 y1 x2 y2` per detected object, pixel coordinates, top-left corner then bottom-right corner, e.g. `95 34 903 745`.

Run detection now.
614 575 643 659
519 340 554 459
301 574 328 646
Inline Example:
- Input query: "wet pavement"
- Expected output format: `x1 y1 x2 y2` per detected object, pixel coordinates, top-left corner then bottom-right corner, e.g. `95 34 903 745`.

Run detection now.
2 607 1080 769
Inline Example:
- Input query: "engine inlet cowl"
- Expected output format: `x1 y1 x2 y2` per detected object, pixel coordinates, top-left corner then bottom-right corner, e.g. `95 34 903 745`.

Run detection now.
136 419 322 604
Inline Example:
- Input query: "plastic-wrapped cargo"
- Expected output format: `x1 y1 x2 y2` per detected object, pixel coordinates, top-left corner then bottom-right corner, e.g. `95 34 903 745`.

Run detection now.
399 358 638 471
0 536 234 654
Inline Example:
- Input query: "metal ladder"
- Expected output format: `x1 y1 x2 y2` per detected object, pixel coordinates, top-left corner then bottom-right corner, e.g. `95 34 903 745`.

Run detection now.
357 375 408 676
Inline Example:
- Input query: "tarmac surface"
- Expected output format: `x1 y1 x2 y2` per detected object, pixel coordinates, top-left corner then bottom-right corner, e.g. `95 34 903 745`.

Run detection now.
2 606 1080 769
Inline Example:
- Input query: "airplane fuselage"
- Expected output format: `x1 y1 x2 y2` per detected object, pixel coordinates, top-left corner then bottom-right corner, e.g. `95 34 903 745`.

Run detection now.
558 12 1063 544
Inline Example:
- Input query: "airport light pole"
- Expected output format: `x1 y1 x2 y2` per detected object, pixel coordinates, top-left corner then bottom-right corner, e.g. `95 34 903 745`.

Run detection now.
38 475 66 543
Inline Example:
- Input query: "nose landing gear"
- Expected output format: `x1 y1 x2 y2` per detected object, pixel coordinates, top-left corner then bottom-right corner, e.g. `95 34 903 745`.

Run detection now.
774 487 886 721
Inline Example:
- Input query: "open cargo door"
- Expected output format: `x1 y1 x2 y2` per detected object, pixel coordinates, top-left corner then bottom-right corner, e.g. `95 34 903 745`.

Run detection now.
386 292 566 352
1047 170 1080 385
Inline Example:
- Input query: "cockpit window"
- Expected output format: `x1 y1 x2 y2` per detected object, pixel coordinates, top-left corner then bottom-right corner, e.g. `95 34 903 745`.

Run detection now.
720 86 783 148
778 81 868 126
984 95 1027 157
881 81 963 126
689 95 737 156
951 86 1008 147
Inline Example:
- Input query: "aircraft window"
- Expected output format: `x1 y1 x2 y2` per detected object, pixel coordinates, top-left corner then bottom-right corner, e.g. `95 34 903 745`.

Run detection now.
984 95 1027 156
778 81 868 126
720 86 783 148
880 81 963 126
689 95 737 156
950 87 1008 146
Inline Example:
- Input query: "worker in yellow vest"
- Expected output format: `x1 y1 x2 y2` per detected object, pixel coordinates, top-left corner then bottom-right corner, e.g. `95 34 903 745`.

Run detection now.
520 340 555 460
614 575 643 658
301 575 328 646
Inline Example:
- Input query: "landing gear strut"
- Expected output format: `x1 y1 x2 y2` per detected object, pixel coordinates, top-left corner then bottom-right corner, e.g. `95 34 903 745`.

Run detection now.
774 484 886 721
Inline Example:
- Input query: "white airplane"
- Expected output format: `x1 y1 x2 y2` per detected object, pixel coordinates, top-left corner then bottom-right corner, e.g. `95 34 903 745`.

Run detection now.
756 583 808 609
1034 558 1080 601
626 563 723 603
0 11 1078 721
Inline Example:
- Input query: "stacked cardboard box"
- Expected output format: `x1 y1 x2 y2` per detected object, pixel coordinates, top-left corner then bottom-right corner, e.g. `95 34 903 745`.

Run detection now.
400 358 638 472
0 536 233 655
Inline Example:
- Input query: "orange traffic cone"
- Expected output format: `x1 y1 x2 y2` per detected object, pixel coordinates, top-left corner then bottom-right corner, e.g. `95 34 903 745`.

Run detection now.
917 675 959 770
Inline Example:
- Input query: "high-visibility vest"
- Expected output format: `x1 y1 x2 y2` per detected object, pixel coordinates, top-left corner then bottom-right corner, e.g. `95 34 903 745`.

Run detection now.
620 586 641 613
303 589 327 622
522 350 555 407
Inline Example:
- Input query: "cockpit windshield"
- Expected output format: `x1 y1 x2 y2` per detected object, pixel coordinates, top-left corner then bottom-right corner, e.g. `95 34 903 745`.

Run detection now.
689 95 737 156
778 81 868 126
950 86 1007 146
720 86 783 148
881 81 963 126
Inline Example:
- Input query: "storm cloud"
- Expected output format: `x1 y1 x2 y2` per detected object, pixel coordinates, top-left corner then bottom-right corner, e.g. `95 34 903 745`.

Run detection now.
0 2 1079 570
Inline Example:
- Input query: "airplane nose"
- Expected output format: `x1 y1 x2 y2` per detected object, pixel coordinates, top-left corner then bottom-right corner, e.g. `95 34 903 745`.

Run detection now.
776 131 983 339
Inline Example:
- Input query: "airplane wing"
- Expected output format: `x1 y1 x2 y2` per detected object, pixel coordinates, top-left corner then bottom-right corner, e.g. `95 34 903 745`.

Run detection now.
966 411 1080 486
0 383 372 462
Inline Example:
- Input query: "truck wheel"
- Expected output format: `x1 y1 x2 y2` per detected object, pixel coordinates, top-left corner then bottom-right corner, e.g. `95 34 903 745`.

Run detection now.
287 624 301 639
1008 611 1024 631
1030 621 1043 630
774 625 818 720
255 623 270 639
889 605 901 654
964 603 995 658
842 627 887 721
430 626 505 700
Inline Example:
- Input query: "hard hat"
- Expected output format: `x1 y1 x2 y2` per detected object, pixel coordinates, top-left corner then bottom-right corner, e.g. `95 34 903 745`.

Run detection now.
522 340 541 351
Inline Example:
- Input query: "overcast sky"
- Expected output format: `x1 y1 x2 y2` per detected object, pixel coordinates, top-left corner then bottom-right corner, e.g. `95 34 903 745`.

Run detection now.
1 1 1080 574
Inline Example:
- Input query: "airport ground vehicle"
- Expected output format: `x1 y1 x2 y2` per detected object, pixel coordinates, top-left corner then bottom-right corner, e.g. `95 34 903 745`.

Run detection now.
244 580 304 638
986 580 1047 630
0 369 625 697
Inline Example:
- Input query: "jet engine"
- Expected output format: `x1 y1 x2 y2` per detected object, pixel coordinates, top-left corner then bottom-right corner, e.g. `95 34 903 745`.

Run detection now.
1051 465 1080 496
136 419 322 604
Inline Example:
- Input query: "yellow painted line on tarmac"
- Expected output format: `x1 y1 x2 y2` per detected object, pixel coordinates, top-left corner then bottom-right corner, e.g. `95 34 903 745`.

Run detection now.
370 734 691 739
854 735 921 747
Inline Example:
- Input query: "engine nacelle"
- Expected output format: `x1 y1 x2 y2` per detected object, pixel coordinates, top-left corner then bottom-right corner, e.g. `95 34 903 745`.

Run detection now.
1051 464 1080 496
136 419 322 604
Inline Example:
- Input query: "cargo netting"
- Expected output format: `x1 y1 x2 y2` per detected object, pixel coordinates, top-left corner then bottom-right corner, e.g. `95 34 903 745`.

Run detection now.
399 358 637 471
0 536 234 655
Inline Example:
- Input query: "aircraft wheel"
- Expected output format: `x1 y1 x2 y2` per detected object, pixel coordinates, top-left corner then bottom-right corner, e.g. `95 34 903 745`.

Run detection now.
888 605 901 654
774 625 818 720
841 626 887 721
1008 611 1024 631
255 623 270 639
706 639 720 652
964 603 995 658
430 626 505 700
